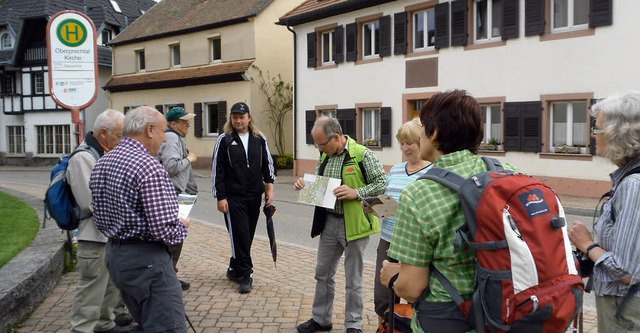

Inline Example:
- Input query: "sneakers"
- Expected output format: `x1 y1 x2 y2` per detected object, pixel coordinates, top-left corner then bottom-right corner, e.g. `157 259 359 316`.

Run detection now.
238 276 253 294
346 329 362 333
226 268 242 284
114 312 133 326
296 318 333 333
179 279 190 290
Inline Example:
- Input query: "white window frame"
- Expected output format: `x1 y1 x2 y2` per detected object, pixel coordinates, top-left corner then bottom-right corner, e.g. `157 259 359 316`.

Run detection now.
101 29 112 46
481 104 502 144
36 125 71 155
1 33 11 49
552 0 589 32
210 37 221 62
362 20 380 59
362 108 381 146
136 50 145 71
33 72 45 95
413 9 435 51
170 44 181 67
205 103 220 136
7 125 25 155
321 30 335 65
550 101 588 149
475 0 503 41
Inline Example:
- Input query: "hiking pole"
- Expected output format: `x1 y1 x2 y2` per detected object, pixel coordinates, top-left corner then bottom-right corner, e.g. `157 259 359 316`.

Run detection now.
185 313 198 333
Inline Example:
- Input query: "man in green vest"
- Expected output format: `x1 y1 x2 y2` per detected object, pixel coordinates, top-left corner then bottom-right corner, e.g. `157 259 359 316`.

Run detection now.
294 116 386 333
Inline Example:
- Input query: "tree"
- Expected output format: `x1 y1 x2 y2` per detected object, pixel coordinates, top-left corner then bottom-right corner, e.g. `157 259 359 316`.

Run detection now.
252 65 293 156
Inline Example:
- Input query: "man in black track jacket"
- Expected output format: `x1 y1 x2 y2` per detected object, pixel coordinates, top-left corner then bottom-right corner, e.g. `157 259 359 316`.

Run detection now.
211 102 276 294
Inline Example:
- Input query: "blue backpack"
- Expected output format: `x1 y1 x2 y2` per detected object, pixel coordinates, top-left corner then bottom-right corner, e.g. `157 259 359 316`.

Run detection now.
42 145 99 230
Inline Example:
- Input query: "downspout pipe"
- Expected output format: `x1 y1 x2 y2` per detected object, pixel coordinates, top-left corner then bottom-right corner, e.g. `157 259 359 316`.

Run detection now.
286 24 297 175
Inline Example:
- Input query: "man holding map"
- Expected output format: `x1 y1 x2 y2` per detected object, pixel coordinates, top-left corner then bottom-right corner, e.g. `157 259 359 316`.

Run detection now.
293 116 386 333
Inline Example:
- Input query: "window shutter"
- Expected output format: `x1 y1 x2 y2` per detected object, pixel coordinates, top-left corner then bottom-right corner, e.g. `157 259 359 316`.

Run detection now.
521 102 541 152
394 12 407 55
525 0 545 36
434 2 450 49
334 25 344 63
380 107 392 147
346 23 357 62
217 101 227 134
379 15 392 57
589 98 600 155
503 103 521 151
307 32 317 68
502 0 520 40
155 105 164 114
589 0 613 28
450 0 468 47
337 108 357 139
306 110 316 145
194 103 203 138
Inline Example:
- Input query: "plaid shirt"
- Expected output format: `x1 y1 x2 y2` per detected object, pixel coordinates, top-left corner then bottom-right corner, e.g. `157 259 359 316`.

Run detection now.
389 150 517 307
317 137 386 215
90 137 187 245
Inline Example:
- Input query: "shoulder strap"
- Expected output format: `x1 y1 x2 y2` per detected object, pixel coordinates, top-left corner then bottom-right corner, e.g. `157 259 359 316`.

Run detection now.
419 167 465 192
481 156 503 171
603 165 640 222
71 145 99 161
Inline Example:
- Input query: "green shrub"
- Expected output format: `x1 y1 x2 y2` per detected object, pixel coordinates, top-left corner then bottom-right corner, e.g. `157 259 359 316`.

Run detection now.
276 154 294 169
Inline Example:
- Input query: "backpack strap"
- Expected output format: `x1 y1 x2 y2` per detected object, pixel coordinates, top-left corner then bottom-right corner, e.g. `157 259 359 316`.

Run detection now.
419 167 466 191
481 156 504 171
71 144 100 161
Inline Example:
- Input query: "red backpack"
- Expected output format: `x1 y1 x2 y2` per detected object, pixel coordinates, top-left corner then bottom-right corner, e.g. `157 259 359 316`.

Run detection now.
419 157 584 333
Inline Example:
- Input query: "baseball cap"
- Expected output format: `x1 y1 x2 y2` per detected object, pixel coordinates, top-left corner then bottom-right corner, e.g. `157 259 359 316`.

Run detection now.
166 107 196 121
230 102 250 114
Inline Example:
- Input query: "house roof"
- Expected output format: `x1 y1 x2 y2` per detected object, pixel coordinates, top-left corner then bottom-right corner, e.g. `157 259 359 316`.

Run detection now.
278 0 396 26
103 59 254 92
109 0 274 46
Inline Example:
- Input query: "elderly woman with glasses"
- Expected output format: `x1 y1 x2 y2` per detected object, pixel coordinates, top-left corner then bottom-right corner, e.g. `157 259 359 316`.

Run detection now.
569 92 640 333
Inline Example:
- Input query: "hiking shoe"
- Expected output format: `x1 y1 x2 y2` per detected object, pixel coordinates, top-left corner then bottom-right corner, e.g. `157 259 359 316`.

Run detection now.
114 312 133 326
226 269 241 284
297 318 333 333
346 329 362 333
179 280 190 290
238 276 253 294
94 324 130 333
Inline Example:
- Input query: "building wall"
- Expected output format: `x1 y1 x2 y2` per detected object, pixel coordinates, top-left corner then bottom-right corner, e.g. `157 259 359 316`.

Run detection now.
291 0 636 197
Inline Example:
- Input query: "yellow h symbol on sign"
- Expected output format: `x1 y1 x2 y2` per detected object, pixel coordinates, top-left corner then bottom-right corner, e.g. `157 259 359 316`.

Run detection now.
57 19 87 47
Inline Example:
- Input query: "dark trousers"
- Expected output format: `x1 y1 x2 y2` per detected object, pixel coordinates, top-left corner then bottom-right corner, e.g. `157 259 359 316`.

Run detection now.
224 195 262 278
169 242 183 273
105 240 186 333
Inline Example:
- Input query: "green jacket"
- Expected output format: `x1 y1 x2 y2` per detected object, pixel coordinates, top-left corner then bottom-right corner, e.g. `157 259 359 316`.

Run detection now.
320 137 380 241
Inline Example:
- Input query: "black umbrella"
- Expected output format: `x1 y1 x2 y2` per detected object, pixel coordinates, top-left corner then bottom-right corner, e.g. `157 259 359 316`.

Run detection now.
263 205 277 268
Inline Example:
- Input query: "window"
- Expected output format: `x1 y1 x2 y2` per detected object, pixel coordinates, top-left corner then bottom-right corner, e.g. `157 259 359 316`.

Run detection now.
171 44 181 67
7 126 25 154
36 125 71 155
362 20 380 58
550 101 587 150
481 104 502 147
321 30 335 64
362 108 380 146
110 0 122 13
210 37 221 62
33 72 45 95
1 33 11 49
476 0 503 40
136 50 145 71
101 29 112 46
552 0 589 31
413 9 435 50
1 73 14 95
205 103 220 135
320 109 336 118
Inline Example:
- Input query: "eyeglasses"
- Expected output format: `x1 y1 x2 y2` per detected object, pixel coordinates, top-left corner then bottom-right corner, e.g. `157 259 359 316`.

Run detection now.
590 127 605 136
314 136 333 149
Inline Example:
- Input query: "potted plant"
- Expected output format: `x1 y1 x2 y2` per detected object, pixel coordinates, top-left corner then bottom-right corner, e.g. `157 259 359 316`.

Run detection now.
480 138 499 151
364 138 379 147
554 144 581 154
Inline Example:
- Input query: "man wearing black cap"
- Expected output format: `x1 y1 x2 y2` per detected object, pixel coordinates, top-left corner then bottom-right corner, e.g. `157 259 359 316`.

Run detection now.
211 101 276 293
158 106 198 290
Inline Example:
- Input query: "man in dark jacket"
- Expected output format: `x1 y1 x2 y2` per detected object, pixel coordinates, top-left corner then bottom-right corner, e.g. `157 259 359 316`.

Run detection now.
211 102 276 293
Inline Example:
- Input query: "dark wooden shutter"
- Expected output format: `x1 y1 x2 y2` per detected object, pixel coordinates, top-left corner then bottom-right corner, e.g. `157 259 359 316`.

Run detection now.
589 0 613 28
155 105 164 114
589 98 600 155
346 23 357 62
503 102 541 152
434 2 450 49
334 25 344 64
379 15 392 57
193 103 203 137
525 0 545 36
450 0 468 47
217 101 227 134
502 0 520 40
380 107 392 147
337 108 357 139
394 12 407 55
306 110 316 144
307 32 317 68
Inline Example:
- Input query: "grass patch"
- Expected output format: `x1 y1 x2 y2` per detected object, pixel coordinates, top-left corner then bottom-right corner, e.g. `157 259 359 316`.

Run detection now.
0 191 39 268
